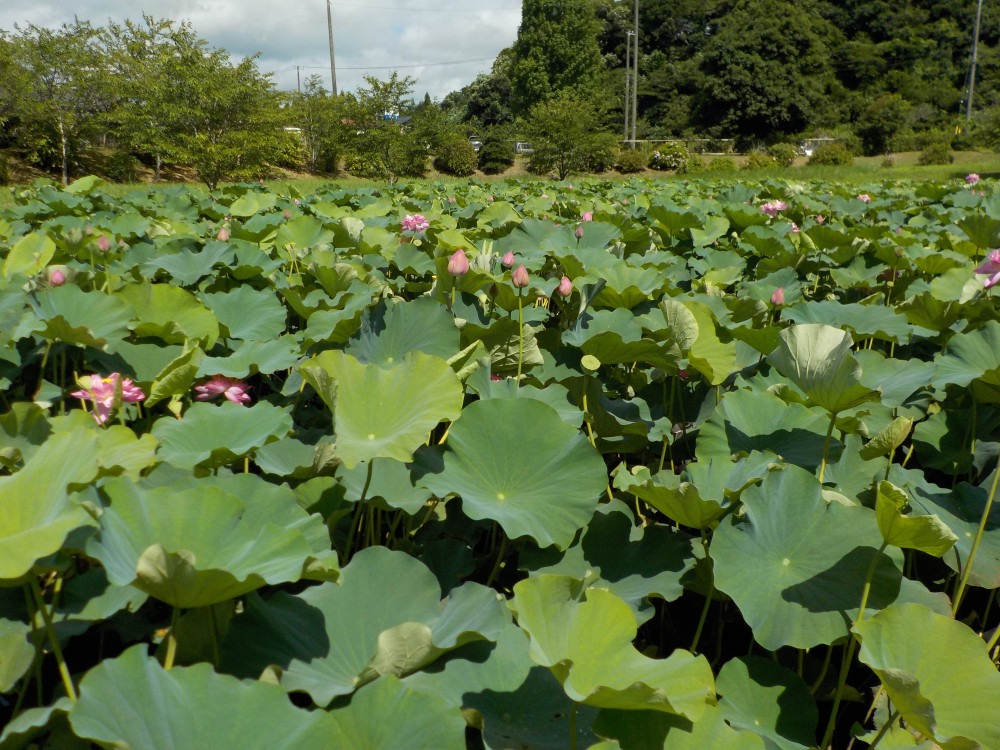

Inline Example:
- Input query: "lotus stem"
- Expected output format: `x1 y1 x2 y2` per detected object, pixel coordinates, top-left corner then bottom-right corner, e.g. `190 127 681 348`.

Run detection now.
206 605 220 668
846 685 886 750
953 460 1000 614
987 620 1000 653
164 606 180 670
343 460 375 562
818 412 837 484
485 533 507 588
690 581 714 655
569 701 579 750
29 577 76 700
867 709 900 750
516 289 524 382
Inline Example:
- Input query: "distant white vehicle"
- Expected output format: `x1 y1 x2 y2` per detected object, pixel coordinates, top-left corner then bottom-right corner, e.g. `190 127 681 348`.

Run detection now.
515 141 533 155
468 137 482 153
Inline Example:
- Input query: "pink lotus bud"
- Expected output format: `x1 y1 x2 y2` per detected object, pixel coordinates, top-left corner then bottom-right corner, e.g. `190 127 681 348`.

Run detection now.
770 287 785 306
48 268 66 286
85 225 94 235
512 264 529 289
283 209 291 219
678 369 689 380
488 195 494 202
575 225 584 239
557 276 572 296
96 235 111 252
501 251 515 268
447 249 469 276
294 198 301 205
217 227 230 242
581 211 593 222
815 215 825 224
791 223 800 234
259 179 265 185
448 197 456 204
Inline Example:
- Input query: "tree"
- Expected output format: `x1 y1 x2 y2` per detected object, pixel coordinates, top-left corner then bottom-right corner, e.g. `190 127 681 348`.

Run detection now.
509 0 604 115
286 75 344 173
344 73 426 183
527 90 616 179
854 93 911 155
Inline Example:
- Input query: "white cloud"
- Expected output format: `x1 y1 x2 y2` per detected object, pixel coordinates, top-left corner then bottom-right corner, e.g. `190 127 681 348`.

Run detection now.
0 0 523 100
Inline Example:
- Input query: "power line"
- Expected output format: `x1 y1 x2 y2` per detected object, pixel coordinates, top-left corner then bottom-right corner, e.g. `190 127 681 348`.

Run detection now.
296 56 496 71
332 2 520 10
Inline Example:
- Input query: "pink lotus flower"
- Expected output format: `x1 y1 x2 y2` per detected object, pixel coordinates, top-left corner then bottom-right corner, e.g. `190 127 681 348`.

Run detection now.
283 209 291 219
815 215 825 224
966 173 981 185
556 276 572 296
512 264 529 289
96 235 111 252
217 227 230 242
49 268 66 286
760 201 788 218
501 251 515 269
194 375 251 405
401 214 429 233
581 211 593 222
974 249 1000 289
71 373 145 424
448 197 456 204
790 223 800 234
447 249 469 276
771 287 785 306
575 225 584 239
857 193 872 203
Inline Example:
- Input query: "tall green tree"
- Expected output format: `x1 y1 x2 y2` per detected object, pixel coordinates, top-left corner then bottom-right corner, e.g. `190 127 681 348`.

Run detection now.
286 74 344 173
527 90 617 179
344 73 426 183
509 0 604 115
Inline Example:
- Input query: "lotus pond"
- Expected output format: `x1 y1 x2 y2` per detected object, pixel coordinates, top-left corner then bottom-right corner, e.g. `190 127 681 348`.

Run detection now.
1 174 999 749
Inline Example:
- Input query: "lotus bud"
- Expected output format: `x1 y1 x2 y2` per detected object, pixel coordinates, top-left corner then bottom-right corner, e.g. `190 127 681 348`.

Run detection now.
96 235 111 252
283 209 291 219
85 225 94 235
448 196 456 204
48 268 66 286
581 211 593 222
512 264 529 289
557 276 572 297
575 225 584 239
447 249 469 276
217 227 230 241
501 251 515 269
770 287 785 306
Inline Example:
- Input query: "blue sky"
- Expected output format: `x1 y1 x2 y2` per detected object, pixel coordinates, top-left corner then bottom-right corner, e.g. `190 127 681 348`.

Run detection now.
0 1 523 100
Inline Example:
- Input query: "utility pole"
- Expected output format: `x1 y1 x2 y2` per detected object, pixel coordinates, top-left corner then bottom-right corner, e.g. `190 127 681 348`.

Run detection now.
966 0 984 124
327 0 338 96
295 65 302 93
630 0 639 148
624 30 633 142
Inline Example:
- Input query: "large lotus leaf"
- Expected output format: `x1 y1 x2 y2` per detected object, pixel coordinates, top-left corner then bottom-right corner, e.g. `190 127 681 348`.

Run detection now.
324 674 467 750
151 400 292 472
509 575 715 719
932 320 1000 402
68 644 337 750
299 349 463 469
690 215 730 248
145 339 203 408
655 299 699 355
31 285 132 348
220 546 507 706
421 398 608 550
3 232 55 278
854 350 935 409
593 705 766 750
339 457 433 514
716 656 818 750
623 453 777 530
853 603 1000 750
0 698 74 750
767 324 879 414
49 567 149 643
957 213 1000 247
521 501 696 625
143 243 234 286
591 263 664 309
711 465 930 650
227 191 277 217
685 301 739 386
470 374 583 428
0 617 34 692
201 286 286 342
118 282 219 348
875 481 958 557
0 401 52 469
86 478 332 608
697 389 837 470
276 215 334 250
197 336 300 378
0 428 99 581
347 297 460 366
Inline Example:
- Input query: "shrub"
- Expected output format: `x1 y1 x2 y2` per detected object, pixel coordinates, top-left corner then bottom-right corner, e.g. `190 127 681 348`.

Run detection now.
808 143 854 166
679 155 706 174
768 143 797 167
478 132 514 175
586 133 620 173
648 142 689 171
917 143 954 165
743 151 777 170
881 155 896 168
434 136 477 177
703 155 737 172
0 153 8 186
616 148 648 173
105 152 142 183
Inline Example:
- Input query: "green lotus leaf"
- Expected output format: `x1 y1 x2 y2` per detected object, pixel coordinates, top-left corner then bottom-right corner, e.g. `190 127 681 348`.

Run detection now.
0 698 73 750
227 191 277 217
767 324 879 414
520 501 697 626
338 457 433 514
685 301 739 385
957 213 1000 248
49 567 149 642
0 617 34 693
0 402 52 469
697 389 837 470
716 656 818 750
853 603 1000 750
593 705 767 750
118 282 219 348
143 243 234 286
509 575 715 718
300 349 462 469
783 302 912 344
3 232 55 278
656 299 699 355
145 339 203 408
932 320 1000 402
470 373 583 428
0 428 99 581
591 263 664 309
690 215 730 248
86 477 334 608
221 546 507 706
348 297 460 366
276 215 334 250
253 436 316 479
198 336 300 378
151 400 292 472
201 286 286 341
325 674 467 750
876 481 958 556
711 465 927 650
67 644 337 749
859 417 913 461
31 285 132 348
421 398 608 550
929 266 980 304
